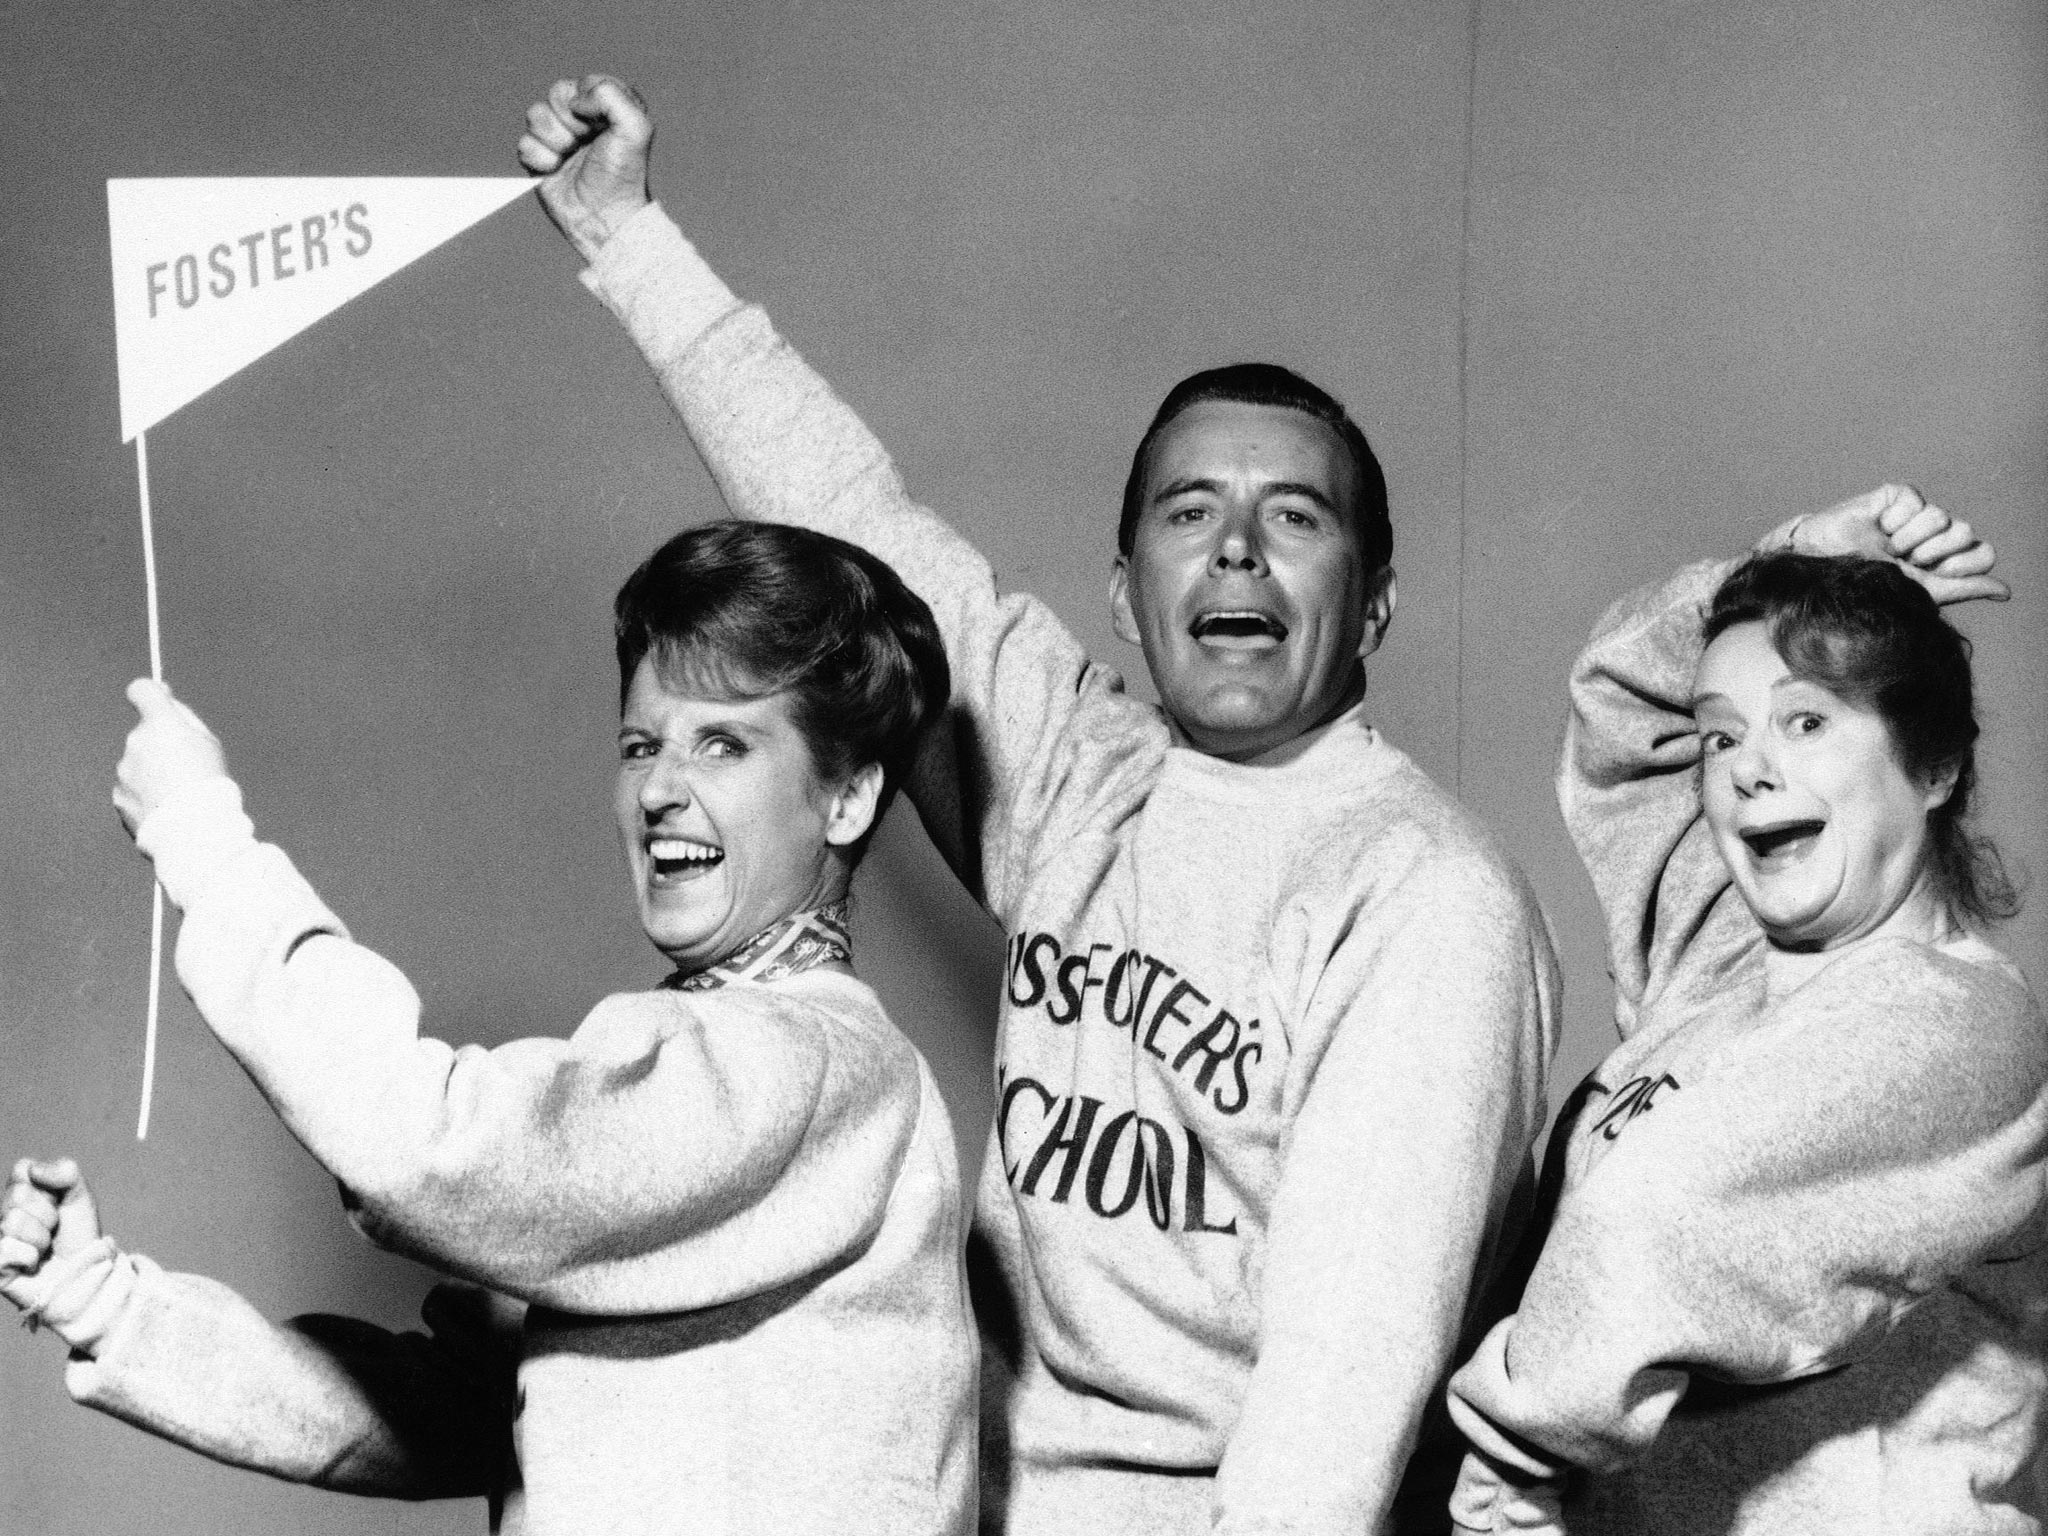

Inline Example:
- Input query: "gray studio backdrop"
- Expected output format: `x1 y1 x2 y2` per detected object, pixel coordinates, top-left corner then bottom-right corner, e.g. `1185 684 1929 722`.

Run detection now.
4 3 2041 1532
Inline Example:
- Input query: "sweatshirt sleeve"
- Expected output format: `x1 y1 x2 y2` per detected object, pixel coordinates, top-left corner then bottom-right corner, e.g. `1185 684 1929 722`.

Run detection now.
30 1236 513 1499
1447 944 2048 1479
580 204 1157 920
139 781 924 1316
1556 559 1757 1035
1216 829 1561 1532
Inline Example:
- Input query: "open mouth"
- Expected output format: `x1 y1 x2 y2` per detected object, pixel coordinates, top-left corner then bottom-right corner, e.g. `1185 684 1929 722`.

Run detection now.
1739 819 1825 866
648 836 723 882
1189 610 1288 651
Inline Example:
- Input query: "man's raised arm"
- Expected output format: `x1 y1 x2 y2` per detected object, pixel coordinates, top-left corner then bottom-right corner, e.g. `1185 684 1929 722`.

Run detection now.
522 76 1152 918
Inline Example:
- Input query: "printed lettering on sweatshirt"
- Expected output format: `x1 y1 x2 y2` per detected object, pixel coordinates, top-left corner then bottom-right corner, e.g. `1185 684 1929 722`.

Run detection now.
998 929 1266 1236
1590 1072 1680 1141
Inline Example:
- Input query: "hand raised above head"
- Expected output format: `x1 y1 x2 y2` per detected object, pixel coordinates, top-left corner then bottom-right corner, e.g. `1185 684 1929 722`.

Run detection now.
1764 484 2010 606
114 678 230 838
518 73 656 262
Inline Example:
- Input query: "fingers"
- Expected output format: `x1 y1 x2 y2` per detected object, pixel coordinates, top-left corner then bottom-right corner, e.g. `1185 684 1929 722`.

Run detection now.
521 90 582 164
2 1191 57 1246
126 676 176 719
1898 517 1976 566
571 75 653 145
1891 506 1987 571
0 1235 46 1274
1801 485 2012 607
116 681 231 837
0 1203 55 1267
0 1166 61 1274
519 74 652 175
1923 572 2013 605
1873 498 2011 602
21 1156 84 1196
51 1175 102 1252
518 79 591 174
121 678 223 751
126 679 215 739
1871 483 1925 536
3 1159 102 1267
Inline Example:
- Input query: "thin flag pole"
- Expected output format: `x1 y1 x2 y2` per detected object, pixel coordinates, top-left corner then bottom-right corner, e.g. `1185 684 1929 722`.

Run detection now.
136 430 164 1141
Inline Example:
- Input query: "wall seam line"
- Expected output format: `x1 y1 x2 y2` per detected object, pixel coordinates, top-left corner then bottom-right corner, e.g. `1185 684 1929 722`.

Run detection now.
1454 0 1483 796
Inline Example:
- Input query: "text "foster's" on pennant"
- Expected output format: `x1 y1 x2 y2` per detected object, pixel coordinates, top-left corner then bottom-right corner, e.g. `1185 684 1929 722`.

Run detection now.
108 177 530 442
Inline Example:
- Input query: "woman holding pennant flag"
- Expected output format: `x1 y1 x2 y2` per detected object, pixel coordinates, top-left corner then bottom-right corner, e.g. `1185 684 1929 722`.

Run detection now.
106 172 534 1140
0 522 977 1536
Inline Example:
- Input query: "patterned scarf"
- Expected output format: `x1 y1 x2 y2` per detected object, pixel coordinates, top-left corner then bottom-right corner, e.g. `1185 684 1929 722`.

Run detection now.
666 900 853 991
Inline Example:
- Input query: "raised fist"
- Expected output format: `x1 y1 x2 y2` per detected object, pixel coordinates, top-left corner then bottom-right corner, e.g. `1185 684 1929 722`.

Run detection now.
518 74 656 261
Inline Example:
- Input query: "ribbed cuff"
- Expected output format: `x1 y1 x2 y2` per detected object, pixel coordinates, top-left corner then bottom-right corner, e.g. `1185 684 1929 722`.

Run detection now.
134 776 257 911
3 1236 146 1357
1445 1320 1568 1484
580 200 743 349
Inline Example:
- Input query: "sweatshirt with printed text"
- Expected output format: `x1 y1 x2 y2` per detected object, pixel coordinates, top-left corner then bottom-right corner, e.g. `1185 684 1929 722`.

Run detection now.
1447 559 2048 1534
581 203 1562 1536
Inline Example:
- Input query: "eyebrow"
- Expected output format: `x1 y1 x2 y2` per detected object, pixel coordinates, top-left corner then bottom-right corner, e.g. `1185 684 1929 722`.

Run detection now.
617 717 767 741
1149 475 1340 514
1689 676 1817 712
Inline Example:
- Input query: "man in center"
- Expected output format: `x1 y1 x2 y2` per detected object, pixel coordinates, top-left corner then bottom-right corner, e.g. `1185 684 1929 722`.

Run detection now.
521 76 1561 1536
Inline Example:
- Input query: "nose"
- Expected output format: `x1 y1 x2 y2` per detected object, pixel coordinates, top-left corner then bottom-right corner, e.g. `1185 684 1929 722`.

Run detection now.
1209 506 1267 575
1728 737 1779 798
638 746 692 817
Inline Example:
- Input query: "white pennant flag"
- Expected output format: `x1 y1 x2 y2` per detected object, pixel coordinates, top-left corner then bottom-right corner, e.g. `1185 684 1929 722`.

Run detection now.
107 173 532 1141
108 176 531 441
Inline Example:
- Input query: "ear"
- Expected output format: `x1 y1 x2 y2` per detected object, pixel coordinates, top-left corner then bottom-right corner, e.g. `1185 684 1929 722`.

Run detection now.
1109 556 1141 646
1357 567 1398 660
1922 756 1963 813
824 761 887 848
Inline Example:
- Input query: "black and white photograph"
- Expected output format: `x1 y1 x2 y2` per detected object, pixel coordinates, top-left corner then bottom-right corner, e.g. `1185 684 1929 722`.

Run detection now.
3 3 2043 1532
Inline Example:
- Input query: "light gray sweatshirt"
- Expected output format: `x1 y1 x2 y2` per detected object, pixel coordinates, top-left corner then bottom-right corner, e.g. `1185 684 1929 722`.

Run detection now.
581 203 1562 1535
35 776 978 1536
1447 559 2048 1534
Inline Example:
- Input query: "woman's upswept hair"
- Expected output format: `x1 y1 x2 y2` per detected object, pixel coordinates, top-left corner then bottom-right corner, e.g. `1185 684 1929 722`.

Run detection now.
1704 551 2019 925
614 521 950 850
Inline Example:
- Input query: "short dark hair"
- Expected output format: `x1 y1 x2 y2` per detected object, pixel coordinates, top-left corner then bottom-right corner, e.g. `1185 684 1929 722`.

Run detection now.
1704 551 2019 925
1118 362 1392 575
615 521 950 847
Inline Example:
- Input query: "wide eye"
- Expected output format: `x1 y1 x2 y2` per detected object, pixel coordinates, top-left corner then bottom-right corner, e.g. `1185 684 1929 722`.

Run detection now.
1700 729 1736 756
1787 711 1825 736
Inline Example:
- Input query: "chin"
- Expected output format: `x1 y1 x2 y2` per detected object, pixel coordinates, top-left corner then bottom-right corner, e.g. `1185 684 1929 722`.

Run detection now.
1180 692 1293 743
640 908 724 965
1748 892 1845 948
1729 853 1845 946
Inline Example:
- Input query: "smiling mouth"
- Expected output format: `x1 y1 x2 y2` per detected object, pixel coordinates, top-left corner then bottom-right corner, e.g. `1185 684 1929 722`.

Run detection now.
1740 820 1826 866
648 836 723 882
1189 611 1288 651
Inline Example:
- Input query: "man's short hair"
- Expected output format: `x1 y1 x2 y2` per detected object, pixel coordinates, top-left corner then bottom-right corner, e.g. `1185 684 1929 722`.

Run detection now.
1118 363 1392 576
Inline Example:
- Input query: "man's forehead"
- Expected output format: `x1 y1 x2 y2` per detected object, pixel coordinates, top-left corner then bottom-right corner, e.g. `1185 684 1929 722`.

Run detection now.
1143 399 1353 495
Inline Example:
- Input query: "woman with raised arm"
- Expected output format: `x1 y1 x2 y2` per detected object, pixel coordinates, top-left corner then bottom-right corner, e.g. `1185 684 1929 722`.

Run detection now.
1446 486 2047 1535
0 520 975 1536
